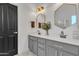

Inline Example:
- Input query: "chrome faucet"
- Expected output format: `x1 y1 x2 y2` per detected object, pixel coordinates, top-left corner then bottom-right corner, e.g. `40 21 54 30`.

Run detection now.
60 31 67 38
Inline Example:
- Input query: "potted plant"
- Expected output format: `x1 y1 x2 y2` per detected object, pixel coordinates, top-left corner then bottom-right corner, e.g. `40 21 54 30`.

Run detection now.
42 22 51 35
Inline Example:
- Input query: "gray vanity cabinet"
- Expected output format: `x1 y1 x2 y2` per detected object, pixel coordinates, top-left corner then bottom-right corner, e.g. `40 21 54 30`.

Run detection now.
28 35 79 56
46 39 79 56
28 36 38 55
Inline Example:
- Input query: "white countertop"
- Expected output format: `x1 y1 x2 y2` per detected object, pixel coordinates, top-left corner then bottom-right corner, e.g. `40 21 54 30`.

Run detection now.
29 33 79 46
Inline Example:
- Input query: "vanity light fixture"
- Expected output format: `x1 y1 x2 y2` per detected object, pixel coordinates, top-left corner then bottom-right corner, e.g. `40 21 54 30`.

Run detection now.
31 5 45 28
36 5 45 14
31 21 35 28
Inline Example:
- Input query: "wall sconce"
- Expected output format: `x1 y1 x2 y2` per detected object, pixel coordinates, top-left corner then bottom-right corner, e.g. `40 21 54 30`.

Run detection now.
31 21 35 28
38 22 42 28
30 5 46 29
36 13 46 29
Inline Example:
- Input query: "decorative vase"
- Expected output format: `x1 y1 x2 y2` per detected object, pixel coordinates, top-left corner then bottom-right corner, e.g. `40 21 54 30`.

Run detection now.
46 30 49 35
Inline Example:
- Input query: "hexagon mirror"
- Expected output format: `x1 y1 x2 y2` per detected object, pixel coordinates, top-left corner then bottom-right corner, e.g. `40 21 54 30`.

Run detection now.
54 4 77 29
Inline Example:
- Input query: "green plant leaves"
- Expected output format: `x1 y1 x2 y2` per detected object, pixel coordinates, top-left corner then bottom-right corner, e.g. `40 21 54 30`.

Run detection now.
42 22 51 31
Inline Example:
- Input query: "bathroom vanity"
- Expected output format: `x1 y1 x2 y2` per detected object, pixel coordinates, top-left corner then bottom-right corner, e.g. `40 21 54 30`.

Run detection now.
28 34 79 56
28 3 79 56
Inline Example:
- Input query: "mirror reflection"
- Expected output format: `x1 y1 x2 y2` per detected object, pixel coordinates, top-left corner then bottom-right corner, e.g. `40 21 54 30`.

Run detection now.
54 4 77 29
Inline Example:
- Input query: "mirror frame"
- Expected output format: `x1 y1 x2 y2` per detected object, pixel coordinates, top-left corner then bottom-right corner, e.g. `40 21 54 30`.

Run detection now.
54 3 77 29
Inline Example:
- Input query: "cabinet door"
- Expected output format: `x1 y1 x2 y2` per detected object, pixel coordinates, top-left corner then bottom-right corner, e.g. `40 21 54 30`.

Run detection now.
38 38 45 56
46 45 58 56
7 4 17 33
60 51 75 56
38 47 45 56
33 40 37 55
38 43 45 56
28 39 33 52
29 36 37 55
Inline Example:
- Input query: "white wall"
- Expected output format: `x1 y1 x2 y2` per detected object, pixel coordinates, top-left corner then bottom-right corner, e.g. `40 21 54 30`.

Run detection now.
12 3 31 54
28 3 79 39
27 3 71 36
18 4 29 54
13 3 59 54
12 3 79 54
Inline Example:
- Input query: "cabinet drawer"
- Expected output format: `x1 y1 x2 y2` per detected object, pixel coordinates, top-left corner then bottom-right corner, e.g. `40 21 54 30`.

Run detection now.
29 36 37 41
46 40 79 55
38 38 45 45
